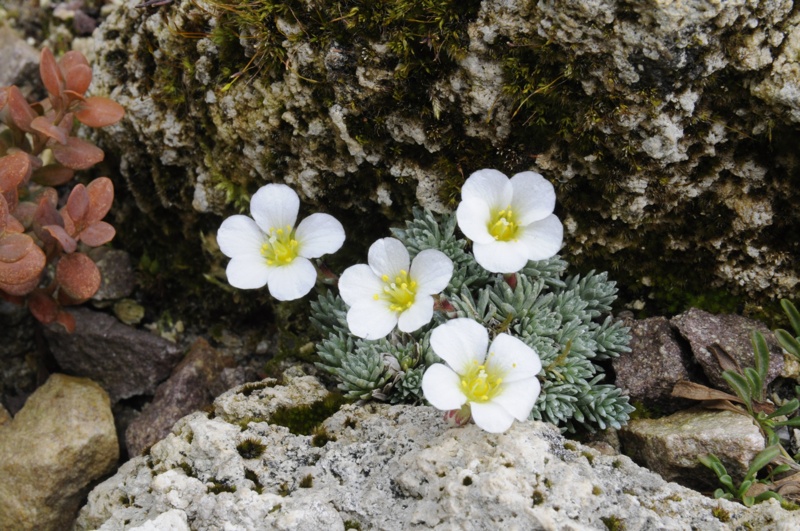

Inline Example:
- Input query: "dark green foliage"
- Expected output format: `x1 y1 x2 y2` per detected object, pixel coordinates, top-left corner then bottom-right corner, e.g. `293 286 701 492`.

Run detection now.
236 438 267 459
270 393 347 435
313 209 633 433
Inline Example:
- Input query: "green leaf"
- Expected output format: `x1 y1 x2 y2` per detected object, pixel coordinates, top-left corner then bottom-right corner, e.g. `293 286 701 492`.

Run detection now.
722 370 753 408
742 495 755 507
767 398 799 419
754 491 783 504
745 445 781 481
744 367 764 403
751 330 770 386
781 299 800 337
773 416 800 428
775 329 800 360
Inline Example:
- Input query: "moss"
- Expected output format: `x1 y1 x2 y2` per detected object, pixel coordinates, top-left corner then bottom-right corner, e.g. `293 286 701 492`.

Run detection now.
176 462 196 477
299 474 314 488
311 426 337 447
269 393 347 435
244 468 264 494
563 442 577 452
462 476 473 486
236 438 267 459
343 520 362 531
239 382 270 397
592 486 602 495
207 479 237 494
780 499 800 511
532 490 545 506
612 459 622 469
601 515 625 531
711 506 730 522
581 451 595 465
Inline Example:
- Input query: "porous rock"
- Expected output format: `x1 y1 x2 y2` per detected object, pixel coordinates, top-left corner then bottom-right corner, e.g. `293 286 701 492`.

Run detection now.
0 373 118 531
619 409 765 492
85 0 800 318
75 374 799 531
0 25 41 98
0 300 38 414
42 307 182 402
671 308 784 392
613 316 699 413
125 338 235 457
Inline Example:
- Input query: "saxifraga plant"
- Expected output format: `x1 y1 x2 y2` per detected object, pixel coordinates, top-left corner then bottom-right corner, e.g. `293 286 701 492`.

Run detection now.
0 47 124 331
312 208 634 433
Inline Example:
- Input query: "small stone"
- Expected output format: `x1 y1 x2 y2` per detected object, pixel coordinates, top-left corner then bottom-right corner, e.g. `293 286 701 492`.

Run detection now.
613 316 699 413
0 25 41 99
113 298 145 325
125 338 235 456
671 308 784 393
619 408 764 491
90 248 136 302
0 374 118 531
42 307 182 402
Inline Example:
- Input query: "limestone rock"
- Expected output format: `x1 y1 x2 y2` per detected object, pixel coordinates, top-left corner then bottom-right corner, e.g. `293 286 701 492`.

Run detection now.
0 374 118 531
76 374 798 530
619 409 764 492
672 308 784 392
0 25 41 99
42 307 182 402
83 0 800 322
613 316 699 413
125 338 235 457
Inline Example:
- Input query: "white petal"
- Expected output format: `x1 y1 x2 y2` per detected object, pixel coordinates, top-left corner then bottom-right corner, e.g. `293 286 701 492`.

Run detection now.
472 240 529 274
517 214 564 261
430 318 488 374
295 213 345 258
410 249 453 295
456 199 494 244
367 237 410 278
470 401 516 433
492 378 541 421
421 364 467 411
397 294 434 333
346 301 398 340
461 169 512 210
250 184 299 233
510 171 556 225
265 257 317 301
226 255 269 289
217 215 265 258
486 333 542 383
338 264 383 307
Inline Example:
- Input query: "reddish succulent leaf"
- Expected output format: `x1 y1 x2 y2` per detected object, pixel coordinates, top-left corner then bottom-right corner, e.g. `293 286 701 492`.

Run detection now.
33 194 64 244
86 177 114 223
56 252 100 302
0 236 45 287
55 309 76 332
66 184 89 223
44 224 78 253
28 290 59 324
11 201 37 229
5 86 37 132
0 194 7 234
40 48 64 97
74 97 125 128
31 116 68 145
0 274 40 297
80 221 115 247
61 51 92 95
0 152 31 192
51 137 104 170
32 165 75 186
0 233 34 262
3 212 24 233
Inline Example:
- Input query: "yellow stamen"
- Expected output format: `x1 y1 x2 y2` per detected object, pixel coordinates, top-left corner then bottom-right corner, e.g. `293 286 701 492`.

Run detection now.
374 269 418 313
488 205 519 241
460 362 505 403
261 225 300 266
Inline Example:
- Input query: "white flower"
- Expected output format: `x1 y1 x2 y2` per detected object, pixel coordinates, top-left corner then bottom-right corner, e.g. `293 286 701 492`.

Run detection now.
421 318 542 433
338 237 453 340
216 183 345 301
456 169 563 274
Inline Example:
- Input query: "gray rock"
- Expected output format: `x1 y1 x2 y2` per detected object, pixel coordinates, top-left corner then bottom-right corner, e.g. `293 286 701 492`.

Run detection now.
0 373 118 531
83 0 800 313
76 373 799 531
671 308 784 392
0 25 40 98
613 316 698 413
89 248 136 302
42 307 182 402
125 338 235 457
0 300 38 414
620 409 765 492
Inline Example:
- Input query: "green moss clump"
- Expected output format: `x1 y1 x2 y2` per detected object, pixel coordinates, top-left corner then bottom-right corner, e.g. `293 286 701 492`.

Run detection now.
311 427 337 447
711 506 730 522
207 479 237 494
532 490 545 506
601 515 625 531
592 486 602 495
270 393 347 435
236 438 267 459
462 476 473 486
299 474 314 488
245 468 264 494
344 520 362 530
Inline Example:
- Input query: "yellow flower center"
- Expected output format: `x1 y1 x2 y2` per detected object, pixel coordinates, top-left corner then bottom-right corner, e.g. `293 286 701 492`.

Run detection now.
488 206 519 241
374 269 418 312
460 358 504 403
261 225 299 266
